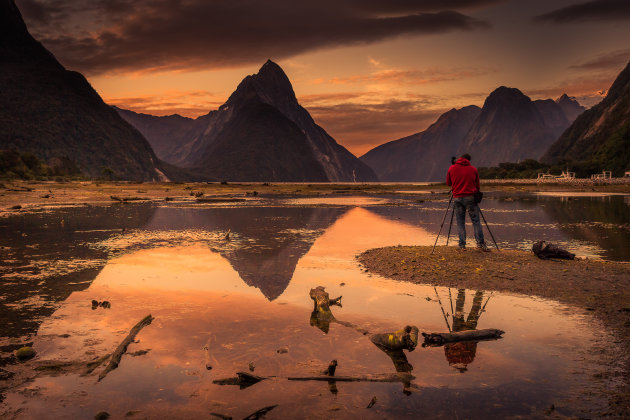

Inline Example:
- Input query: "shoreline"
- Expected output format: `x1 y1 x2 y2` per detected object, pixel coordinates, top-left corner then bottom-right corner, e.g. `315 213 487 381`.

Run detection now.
1 180 629 212
357 245 630 416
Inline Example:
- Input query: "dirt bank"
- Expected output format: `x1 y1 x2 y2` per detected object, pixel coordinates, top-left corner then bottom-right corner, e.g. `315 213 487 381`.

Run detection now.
358 245 630 415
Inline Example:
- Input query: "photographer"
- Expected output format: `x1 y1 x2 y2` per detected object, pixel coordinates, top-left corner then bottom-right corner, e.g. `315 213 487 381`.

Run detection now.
446 154 490 252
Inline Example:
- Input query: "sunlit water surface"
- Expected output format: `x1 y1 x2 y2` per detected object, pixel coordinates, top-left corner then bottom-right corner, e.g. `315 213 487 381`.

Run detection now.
1 194 628 419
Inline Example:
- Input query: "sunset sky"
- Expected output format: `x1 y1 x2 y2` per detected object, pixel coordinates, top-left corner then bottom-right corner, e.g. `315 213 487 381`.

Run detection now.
16 0 630 155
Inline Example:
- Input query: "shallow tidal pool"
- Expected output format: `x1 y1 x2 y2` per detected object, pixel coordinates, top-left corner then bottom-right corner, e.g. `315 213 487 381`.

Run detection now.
1 198 621 419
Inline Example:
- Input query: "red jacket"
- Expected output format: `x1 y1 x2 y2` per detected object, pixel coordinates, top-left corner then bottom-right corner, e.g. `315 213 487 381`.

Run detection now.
446 158 480 197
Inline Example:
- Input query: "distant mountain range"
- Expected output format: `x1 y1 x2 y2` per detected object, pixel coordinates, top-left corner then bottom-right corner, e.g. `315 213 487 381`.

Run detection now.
118 61 377 182
0 0 170 181
361 88 585 181
543 60 630 176
360 106 481 182
4 0 626 182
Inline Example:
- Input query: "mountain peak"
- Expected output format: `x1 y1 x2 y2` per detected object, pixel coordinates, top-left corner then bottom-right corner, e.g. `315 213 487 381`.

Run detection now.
225 60 297 110
555 93 585 122
483 86 531 109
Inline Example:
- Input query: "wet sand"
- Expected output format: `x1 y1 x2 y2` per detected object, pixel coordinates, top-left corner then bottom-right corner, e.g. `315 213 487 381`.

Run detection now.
1 180 629 213
358 245 630 416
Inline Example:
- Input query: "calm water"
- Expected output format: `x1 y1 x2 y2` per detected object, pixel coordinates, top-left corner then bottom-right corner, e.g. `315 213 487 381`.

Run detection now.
1 194 628 419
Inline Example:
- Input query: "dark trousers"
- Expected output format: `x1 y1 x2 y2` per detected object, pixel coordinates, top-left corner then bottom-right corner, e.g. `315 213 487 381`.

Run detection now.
453 196 485 247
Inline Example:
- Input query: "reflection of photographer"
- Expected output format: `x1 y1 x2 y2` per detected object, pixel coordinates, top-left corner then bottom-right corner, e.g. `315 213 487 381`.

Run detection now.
446 154 489 251
445 289 485 372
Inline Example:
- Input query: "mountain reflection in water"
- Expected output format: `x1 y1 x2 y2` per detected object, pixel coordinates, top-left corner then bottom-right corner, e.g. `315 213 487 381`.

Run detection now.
0 201 615 419
146 206 349 300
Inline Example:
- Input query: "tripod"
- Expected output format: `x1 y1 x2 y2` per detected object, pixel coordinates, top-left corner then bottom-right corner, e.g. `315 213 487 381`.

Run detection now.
431 193 453 254
431 194 500 253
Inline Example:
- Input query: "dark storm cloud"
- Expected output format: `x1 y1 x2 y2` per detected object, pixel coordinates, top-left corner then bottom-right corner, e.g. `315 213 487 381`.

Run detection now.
569 49 630 71
16 0 493 74
534 0 630 23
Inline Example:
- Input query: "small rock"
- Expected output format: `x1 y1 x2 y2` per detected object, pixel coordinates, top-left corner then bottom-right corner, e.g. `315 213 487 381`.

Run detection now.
91 300 99 309
10 205 21 210
100 301 111 309
277 347 289 354
248 362 255 372
339 282 345 286
0 368 15 380
94 412 110 420
16 346 36 361
206 363 213 370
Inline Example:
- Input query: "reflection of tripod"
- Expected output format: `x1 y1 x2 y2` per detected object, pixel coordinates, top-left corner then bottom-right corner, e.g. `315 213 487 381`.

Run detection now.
432 193 500 252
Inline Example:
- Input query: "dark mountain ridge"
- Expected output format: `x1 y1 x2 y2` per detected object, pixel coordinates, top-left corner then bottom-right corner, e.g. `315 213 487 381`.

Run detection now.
1 0 167 181
118 60 377 182
360 105 481 181
542 60 630 176
457 86 574 167
360 86 583 181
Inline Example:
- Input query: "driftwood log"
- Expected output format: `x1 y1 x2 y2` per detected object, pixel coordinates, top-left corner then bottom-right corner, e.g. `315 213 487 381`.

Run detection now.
110 195 146 202
309 286 342 334
98 314 154 381
212 371 265 389
370 326 419 351
309 286 342 311
422 328 504 346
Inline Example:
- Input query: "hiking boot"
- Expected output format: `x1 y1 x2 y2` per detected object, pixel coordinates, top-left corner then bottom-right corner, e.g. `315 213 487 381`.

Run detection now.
477 243 491 252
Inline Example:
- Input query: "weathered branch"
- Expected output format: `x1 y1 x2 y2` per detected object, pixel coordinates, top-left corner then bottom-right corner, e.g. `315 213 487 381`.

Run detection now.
243 405 278 420
98 314 154 381
422 328 504 346
213 372 414 386
212 371 265 389
287 373 414 383
110 195 146 202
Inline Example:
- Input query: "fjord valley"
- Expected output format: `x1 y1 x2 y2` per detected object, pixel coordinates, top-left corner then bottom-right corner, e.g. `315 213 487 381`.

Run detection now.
2 0 630 418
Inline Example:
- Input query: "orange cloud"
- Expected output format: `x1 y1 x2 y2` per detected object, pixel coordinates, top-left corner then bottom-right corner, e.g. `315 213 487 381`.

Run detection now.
104 90 224 117
324 67 489 86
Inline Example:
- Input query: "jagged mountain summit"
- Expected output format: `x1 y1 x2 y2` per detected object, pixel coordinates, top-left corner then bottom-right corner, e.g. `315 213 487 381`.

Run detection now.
118 60 377 182
543 60 630 175
457 87 577 167
555 94 586 122
360 87 584 181
0 0 166 181
360 106 481 182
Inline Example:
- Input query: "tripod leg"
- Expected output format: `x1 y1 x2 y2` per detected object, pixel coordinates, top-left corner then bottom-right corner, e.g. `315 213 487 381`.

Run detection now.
446 207 455 246
431 194 453 254
479 209 499 251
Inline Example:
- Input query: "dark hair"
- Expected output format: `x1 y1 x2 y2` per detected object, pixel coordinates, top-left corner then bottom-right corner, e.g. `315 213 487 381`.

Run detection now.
461 153 471 161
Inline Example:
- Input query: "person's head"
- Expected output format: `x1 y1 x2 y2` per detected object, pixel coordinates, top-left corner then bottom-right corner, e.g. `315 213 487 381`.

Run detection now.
461 153 471 161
